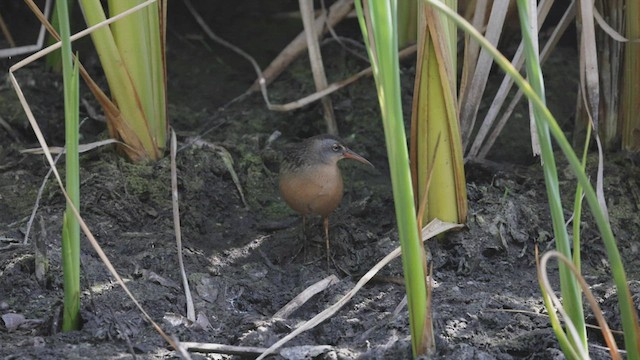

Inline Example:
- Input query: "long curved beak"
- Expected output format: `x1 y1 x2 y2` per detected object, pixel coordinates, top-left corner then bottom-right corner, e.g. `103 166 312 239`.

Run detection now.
343 148 374 168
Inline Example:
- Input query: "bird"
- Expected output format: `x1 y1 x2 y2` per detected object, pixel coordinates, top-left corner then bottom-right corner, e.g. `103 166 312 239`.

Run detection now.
279 134 373 267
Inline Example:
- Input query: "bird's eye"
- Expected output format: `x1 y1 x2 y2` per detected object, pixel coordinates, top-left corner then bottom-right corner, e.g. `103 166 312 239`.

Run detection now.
331 143 341 152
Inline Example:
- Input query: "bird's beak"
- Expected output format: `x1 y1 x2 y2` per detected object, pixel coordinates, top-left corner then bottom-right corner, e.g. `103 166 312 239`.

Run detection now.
343 148 374 168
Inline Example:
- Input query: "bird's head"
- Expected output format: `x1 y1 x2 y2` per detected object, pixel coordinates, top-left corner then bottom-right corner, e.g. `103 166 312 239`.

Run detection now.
309 135 373 167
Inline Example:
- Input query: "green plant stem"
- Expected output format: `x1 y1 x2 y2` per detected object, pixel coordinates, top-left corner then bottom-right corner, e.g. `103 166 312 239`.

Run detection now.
514 0 587 352
572 124 591 270
58 0 81 332
354 0 428 356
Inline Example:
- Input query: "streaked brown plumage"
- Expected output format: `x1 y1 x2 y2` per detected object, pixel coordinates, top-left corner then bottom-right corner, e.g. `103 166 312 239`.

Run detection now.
279 134 373 266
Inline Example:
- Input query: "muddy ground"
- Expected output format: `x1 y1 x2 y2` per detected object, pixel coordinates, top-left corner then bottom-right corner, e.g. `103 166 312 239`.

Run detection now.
1 1 639 359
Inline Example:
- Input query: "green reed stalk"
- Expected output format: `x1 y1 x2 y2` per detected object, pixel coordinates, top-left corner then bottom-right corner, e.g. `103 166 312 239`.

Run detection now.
57 0 81 331
514 0 587 353
354 0 429 356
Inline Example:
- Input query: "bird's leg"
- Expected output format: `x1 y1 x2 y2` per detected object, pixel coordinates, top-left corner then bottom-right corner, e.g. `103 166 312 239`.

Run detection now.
291 215 308 262
302 214 309 259
323 216 330 270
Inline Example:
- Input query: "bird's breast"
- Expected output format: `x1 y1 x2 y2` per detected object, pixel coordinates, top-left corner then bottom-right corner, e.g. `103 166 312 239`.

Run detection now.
279 164 344 217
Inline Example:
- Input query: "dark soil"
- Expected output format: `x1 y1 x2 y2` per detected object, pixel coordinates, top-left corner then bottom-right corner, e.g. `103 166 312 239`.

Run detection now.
1 2 639 359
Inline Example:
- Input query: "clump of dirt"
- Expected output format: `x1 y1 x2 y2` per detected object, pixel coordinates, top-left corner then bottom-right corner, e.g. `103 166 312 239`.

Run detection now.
1 2 639 360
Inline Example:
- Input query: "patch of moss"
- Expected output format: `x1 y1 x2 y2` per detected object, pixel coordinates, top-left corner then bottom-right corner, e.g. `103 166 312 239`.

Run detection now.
119 158 171 207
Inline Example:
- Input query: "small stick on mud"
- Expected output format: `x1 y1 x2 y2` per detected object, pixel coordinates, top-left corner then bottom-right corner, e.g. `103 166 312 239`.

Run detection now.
34 216 49 287
181 342 334 358
273 275 340 319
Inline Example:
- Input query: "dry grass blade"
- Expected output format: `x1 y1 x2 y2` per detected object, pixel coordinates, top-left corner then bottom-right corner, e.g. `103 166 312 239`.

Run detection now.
182 342 333 357
578 91 610 223
459 0 489 94
20 139 124 154
459 0 509 148
539 250 621 359
171 129 195 322
0 0 51 58
465 0 556 159
524 0 542 157
469 0 574 160
273 275 340 319
593 7 635 43
298 0 337 134
255 219 463 360
576 2 609 221
578 0 600 128
592 0 623 148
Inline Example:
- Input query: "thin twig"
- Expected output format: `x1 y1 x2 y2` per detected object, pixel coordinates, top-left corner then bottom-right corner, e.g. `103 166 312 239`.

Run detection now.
181 342 334 357
171 129 195 322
